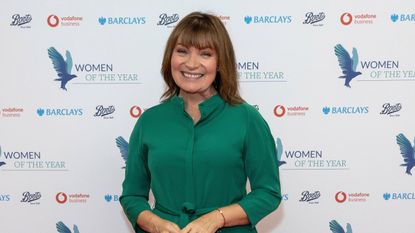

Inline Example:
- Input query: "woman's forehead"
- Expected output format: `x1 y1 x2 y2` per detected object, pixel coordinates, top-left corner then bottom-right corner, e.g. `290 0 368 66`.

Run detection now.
176 31 216 49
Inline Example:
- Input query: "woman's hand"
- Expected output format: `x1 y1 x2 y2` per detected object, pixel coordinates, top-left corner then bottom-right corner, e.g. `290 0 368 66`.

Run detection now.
151 217 181 233
180 210 224 233
137 210 181 233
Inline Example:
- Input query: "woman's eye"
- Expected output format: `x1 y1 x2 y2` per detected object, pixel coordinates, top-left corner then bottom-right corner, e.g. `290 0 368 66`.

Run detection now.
176 49 187 54
201 52 212 57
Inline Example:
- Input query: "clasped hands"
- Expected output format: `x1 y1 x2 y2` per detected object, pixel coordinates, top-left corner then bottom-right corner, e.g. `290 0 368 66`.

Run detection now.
151 210 224 233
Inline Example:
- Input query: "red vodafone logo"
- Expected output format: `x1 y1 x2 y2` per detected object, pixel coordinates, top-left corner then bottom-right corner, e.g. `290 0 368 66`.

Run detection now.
47 15 59 27
274 105 286 117
130 106 142 118
335 191 347 203
56 192 68 204
340 13 353 25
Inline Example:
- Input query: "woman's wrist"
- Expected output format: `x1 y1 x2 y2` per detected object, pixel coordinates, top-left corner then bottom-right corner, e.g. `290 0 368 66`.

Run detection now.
137 210 160 233
211 208 225 229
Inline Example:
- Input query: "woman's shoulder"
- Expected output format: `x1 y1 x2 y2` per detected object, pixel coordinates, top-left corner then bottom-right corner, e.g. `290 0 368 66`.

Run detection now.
229 102 263 120
139 99 174 120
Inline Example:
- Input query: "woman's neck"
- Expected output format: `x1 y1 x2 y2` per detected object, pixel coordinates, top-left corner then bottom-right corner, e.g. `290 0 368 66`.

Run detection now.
179 88 217 123
179 88 217 107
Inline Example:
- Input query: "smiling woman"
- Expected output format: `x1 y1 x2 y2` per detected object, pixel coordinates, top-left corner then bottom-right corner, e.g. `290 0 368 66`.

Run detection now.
120 12 281 233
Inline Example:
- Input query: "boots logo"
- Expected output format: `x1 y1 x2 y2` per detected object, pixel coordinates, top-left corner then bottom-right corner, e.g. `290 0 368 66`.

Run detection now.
303 12 325 26
21 191 41 204
94 105 115 119
157 13 179 26
10 14 32 28
380 103 401 117
299 191 320 203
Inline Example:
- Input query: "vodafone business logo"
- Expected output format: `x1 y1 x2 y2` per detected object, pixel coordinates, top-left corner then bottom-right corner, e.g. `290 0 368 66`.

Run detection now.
274 105 286 117
340 13 353 25
130 106 142 118
47 15 59 27
335 191 347 203
56 192 68 204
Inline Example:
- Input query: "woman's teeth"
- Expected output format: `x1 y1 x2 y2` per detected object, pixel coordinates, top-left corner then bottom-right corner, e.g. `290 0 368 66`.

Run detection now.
182 72 203 79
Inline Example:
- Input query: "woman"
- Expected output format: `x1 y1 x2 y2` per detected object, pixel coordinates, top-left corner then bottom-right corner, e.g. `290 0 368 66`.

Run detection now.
120 12 281 233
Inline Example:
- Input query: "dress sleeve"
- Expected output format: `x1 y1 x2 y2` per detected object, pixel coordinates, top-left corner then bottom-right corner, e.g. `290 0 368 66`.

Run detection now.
120 117 151 232
238 106 282 227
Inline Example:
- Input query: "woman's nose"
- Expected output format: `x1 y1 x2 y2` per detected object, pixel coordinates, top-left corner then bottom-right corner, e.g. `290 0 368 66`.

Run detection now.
185 53 199 69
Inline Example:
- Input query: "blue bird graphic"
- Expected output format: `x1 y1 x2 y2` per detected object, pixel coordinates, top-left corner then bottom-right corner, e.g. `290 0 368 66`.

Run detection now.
334 44 361 88
396 133 415 175
276 138 286 167
329 220 352 233
48 47 77 91
0 146 5 167
116 136 129 169
56 221 79 233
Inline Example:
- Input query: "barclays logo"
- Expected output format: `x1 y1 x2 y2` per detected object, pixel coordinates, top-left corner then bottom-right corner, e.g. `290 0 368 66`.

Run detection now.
98 17 106 25
37 108 83 117
391 14 399 22
56 221 80 233
244 15 292 24
391 14 415 22
98 16 146 25
104 194 120 202
383 192 415 200
244 16 252 24
329 220 352 233
334 44 362 88
323 106 369 115
282 194 289 201
0 194 11 201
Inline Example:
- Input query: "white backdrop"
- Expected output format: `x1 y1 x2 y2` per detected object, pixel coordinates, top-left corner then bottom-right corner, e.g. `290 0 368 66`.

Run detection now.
1 1 415 232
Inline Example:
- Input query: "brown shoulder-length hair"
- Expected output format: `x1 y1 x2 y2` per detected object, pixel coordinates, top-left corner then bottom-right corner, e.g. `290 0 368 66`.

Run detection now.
160 11 244 105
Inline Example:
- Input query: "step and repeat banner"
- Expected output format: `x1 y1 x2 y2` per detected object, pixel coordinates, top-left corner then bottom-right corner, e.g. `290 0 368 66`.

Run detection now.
1 1 415 232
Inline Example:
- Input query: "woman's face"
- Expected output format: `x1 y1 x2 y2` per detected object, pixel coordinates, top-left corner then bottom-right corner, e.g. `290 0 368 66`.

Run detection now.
171 43 218 96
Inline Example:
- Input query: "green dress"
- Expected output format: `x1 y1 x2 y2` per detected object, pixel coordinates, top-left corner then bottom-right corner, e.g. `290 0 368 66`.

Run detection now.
120 95 281 233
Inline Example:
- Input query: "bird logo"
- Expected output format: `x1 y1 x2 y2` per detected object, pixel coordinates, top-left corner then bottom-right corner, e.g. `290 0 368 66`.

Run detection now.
396 133 415 175
329 220 352 233
48 47 77 91
334 44 362 88
0 146 6 167
115 136 129 169
276 138 286 167
56 221 79 233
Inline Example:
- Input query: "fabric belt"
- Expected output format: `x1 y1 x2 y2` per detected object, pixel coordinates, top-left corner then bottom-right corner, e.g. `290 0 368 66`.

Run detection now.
155 202 217 228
